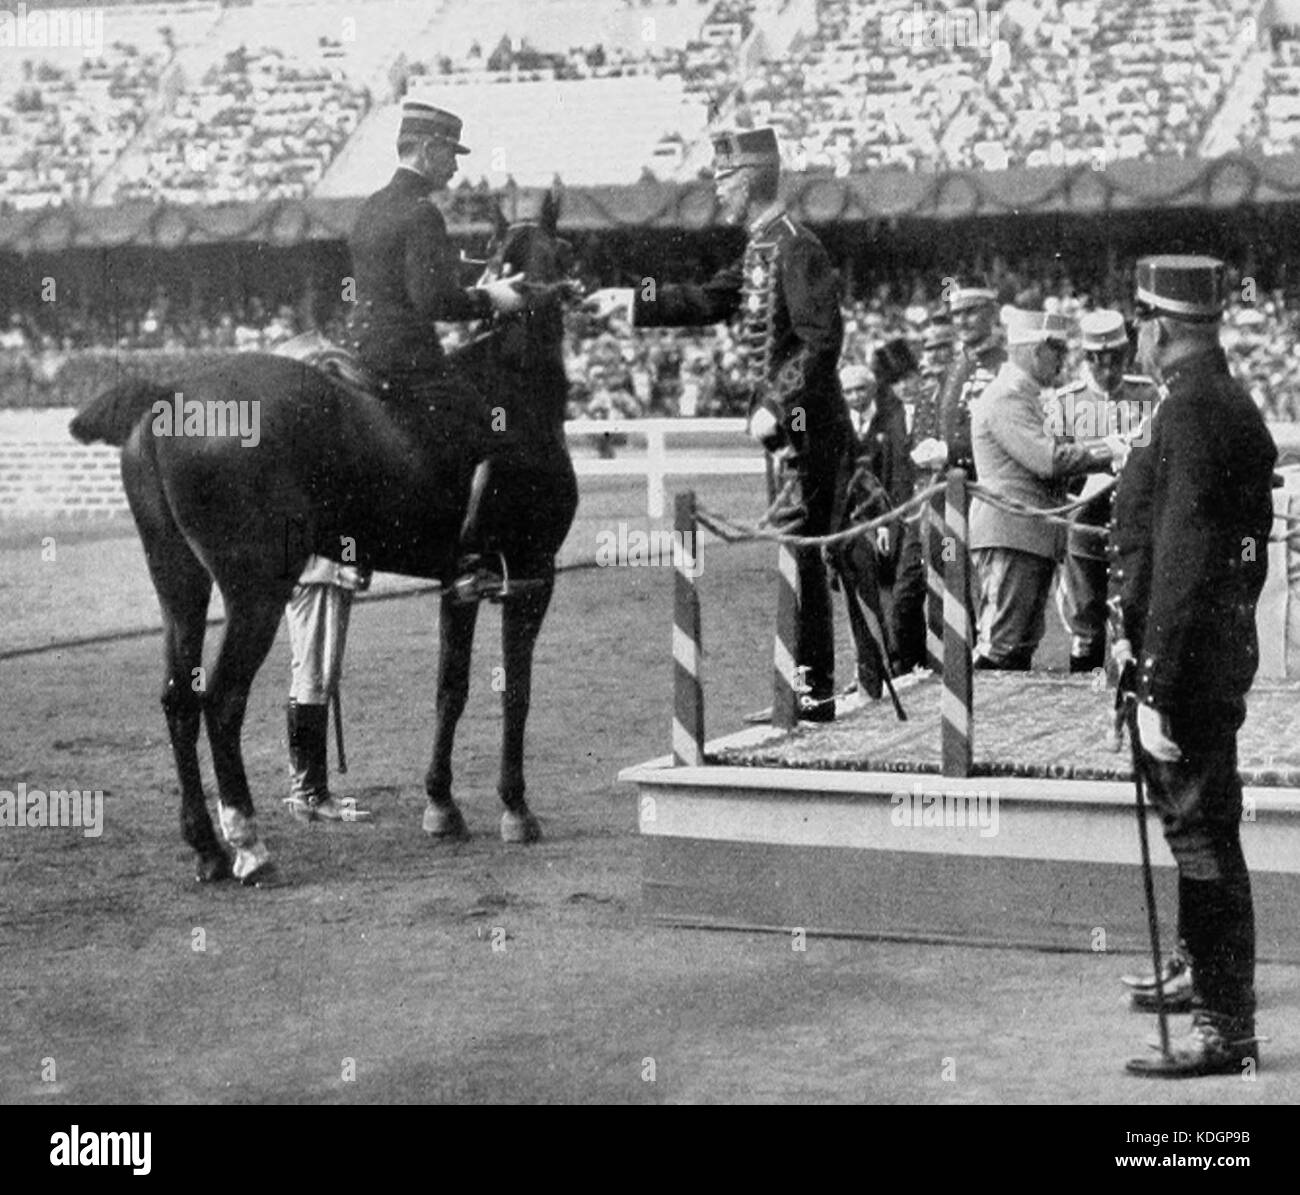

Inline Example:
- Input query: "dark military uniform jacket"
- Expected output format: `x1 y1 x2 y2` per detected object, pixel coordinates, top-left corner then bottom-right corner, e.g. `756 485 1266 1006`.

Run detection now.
856 387 913 517
631 206 854 480
1051 371 1159 560
934 332 1007 478
346 167 492 381
1108 347 1276 709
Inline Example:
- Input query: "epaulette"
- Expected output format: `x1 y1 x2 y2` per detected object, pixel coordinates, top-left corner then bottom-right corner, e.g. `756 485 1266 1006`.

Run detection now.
1055 378 1088 398
779 214 799 237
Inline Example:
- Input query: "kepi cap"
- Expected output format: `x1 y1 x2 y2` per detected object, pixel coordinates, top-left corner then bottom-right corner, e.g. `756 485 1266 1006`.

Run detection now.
1079 309 1129 352
399 101 470 154
1135 254 1223 319
1004 307 1072 346
949 285 998 313
712 127 781 177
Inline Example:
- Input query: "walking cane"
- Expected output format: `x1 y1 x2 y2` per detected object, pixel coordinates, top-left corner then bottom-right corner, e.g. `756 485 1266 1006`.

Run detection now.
1122 687 1170 1058
331 686 348 775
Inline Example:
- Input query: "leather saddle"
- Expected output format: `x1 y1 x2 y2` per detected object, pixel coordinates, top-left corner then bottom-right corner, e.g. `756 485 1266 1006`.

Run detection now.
272 332 378 404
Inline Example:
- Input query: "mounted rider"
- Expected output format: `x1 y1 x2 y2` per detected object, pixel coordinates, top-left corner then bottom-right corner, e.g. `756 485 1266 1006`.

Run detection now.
284 100 526 821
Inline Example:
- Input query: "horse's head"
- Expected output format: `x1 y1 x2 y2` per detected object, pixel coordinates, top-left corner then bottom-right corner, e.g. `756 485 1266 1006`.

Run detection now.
471 189 577 374
479 189 577 304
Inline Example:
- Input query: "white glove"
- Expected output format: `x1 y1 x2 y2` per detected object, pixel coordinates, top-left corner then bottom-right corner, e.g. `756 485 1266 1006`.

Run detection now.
1103 433 1129 471
479 270 527 316
1137 702 1181 763
910 437 948 470
875 525 892 557
582 287 635 321
748 403 782 450
1112 637 1135 670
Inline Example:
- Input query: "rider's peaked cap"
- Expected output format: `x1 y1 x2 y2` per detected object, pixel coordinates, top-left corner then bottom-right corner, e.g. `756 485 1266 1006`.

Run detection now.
399 100 470 154
1135 255 1224 319
712 127 780 176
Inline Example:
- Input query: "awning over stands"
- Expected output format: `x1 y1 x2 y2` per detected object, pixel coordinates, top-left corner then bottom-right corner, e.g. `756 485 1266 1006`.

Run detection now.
5 153 1300 252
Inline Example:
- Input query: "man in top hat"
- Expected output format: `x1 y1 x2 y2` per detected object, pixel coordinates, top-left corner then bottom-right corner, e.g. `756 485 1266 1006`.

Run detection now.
1112 255 1276 1077
968 307 1115 669
585 127 855 719
1049 309 1160 673
837 342 917 690
283 100 527 821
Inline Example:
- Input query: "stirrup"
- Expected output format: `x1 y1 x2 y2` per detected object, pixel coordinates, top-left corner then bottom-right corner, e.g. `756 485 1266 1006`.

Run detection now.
450 552 510 604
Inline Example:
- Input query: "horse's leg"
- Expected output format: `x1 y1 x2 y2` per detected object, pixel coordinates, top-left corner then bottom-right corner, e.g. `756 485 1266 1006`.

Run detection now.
497 573 556 844
422 593 479 840
122 442 227 881
204 593 285 883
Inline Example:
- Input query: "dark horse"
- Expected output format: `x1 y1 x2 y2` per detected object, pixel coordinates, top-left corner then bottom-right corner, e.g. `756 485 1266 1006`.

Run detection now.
70 195 579 883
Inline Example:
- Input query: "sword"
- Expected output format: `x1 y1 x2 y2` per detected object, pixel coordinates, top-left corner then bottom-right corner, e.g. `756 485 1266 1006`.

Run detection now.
1121 674 1170 1060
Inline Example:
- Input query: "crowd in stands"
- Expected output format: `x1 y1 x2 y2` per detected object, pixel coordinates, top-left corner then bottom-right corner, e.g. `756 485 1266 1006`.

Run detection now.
11 0 1300 208
6 255 1300 423
0 44 171 209
114 42 371 204
742 0 1263 176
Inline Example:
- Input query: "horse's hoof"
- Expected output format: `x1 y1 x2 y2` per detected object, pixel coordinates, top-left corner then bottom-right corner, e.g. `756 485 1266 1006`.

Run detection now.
501 809 541 844
423 802 470 841
195 852 232 884
233 840 274 886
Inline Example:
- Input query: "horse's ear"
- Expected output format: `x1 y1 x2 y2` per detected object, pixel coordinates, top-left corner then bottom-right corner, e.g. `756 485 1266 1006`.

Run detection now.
492 200 510 242
541 186 562 235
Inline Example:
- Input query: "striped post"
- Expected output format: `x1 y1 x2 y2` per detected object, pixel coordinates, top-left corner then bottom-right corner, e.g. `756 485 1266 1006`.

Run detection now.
672 491 705 766
924 488 945 672
772 539 801 729
941 468 973 777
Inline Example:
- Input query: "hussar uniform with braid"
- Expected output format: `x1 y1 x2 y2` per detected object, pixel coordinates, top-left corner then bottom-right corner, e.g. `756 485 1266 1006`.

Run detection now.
631 127 854 715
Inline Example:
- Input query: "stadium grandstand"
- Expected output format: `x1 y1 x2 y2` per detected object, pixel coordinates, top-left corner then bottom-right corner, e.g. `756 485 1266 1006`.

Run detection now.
4 0 1300 425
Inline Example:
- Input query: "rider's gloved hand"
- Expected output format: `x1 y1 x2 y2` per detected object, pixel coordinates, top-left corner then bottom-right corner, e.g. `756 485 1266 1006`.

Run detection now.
480 270 528 316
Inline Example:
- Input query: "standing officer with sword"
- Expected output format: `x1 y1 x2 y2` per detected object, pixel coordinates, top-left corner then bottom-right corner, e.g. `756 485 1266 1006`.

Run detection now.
1110 255 1276 1078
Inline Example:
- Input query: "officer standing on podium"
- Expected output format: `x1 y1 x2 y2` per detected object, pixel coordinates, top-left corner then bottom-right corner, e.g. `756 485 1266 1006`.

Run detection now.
1113 255 1277 1078
1052 309 1159 673
584 127 854 719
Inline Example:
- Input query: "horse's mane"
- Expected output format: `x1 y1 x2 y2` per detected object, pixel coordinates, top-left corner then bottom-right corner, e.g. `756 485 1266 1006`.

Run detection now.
70 378 174 447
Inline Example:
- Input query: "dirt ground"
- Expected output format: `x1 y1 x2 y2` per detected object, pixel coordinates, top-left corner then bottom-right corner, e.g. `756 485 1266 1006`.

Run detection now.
2 476 1297 1109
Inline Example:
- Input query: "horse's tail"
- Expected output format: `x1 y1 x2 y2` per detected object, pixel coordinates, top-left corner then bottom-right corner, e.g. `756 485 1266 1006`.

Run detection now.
69 379 172 447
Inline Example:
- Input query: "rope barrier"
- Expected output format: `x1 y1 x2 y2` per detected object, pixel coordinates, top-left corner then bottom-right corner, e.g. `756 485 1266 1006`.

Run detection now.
673 457 1297 771
696 480 947 550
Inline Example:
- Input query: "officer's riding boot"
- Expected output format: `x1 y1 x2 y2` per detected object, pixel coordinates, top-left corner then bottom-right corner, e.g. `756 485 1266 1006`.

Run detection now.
286 701 340 820
1128 1008 1258 1078
451 460 505 602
